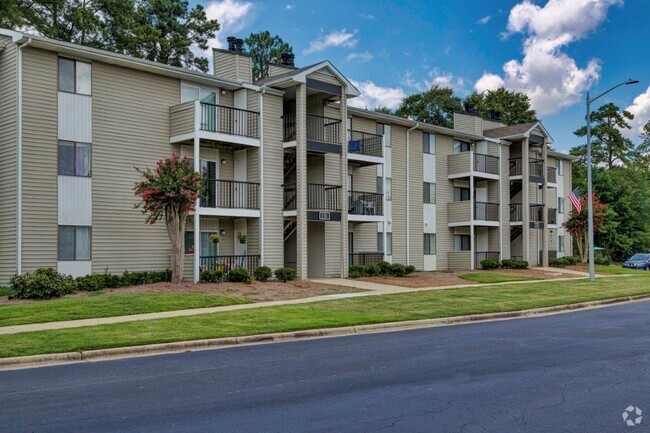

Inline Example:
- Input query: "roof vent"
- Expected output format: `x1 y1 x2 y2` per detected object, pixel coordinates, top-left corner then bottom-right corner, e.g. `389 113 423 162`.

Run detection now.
227 36 237 52
234 38 244 53
281 52 295 67
464 102 477 115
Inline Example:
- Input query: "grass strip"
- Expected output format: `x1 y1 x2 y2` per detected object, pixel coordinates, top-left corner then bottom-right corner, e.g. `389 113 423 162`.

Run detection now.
458 272 539 284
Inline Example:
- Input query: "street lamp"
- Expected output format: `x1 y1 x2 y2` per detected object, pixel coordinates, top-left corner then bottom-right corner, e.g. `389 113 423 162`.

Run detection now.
585 79 639 282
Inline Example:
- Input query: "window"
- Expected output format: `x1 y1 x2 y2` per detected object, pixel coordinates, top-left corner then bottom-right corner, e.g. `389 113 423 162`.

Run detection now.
376 176 382 194
385 178 392 200
453 139 470 154
558 197 564 214
424 234 436 255
556 159 563 176
181 84 217 104
558 235 565 252
454 235 471 251
423 182 436 204
58 226 91 260
184 231 220 256
454 187 470 202
58 58 91 95
377 123 390 147
377 232 393 255
58 141 91 177
423 132 436 154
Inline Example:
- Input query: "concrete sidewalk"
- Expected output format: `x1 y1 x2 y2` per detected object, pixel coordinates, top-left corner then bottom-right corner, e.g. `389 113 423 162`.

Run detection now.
0 270 615 336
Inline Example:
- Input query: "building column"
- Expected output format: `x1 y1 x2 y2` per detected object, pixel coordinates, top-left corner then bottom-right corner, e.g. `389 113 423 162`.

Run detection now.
382 135 388 260
339 93 349 277
521 138 530 264
469 172 475 270
541 140 549 267
295 84 308 279
193 100 201 282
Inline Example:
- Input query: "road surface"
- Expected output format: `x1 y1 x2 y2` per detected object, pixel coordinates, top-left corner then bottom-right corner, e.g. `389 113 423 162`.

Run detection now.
2 301 650 432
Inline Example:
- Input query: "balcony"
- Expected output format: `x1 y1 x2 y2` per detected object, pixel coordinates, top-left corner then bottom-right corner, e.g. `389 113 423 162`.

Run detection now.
530 204 544 223
447 201 499 226
348 190 383 222
448 152 499 178
282 113 342 154
349 252 384 266
169 101 260 148
510 203 523 222
548 207 557 225
200 255 260 274
347 129 383 165
283 183 342 214
509 157 545 183
510 204 556 225
200 179 260 217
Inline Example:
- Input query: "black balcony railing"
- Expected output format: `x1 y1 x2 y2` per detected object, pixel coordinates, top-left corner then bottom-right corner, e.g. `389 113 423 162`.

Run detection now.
510 203 523 222
200 255 260 275
282 183 342 211
548 207 557 225
348 190 383 216
474 153 499 175
474 202 499 221
476 252 500 267
509 157 522 176
529 159 544 177
348 130 383 157
530 204 544 222
200 103 260 138
281 114 342 145
203 179 260 209
547 166 557 183
349 252 384 266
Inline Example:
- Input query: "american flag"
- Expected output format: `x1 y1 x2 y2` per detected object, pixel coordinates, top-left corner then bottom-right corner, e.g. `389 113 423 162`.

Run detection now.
569 187 582 213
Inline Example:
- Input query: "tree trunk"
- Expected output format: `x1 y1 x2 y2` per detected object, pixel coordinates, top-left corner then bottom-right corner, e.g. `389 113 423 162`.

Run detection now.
166 209 185 284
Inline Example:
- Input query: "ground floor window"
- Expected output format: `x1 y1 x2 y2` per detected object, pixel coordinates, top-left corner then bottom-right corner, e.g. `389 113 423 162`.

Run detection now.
424 234 436 255
58 226 91 260
454 234 471 251
377 232 393 255
184 231 220 256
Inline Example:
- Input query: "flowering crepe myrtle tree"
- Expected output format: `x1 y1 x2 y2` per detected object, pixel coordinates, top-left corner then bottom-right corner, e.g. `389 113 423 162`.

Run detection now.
562 194 608 263
134 154 204 283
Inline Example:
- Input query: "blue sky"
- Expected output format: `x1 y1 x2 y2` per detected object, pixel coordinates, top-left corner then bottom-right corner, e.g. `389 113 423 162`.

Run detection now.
193 0 649 153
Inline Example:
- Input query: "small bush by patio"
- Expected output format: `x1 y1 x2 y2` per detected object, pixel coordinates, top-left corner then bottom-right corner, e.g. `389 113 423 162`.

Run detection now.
200 269 224 283
595 254 612 265
348 265 365 279
274 267 297 283
377 261 392 275
227 268 252 283
405 265 416 275
480 259 501 270
549 258 566 267
75 270 172 292
10 268 75 299
501 259 529 269
75 274 106 291
390 263 407 277
562 256 581 265
253 266 273 282
364 265 381 276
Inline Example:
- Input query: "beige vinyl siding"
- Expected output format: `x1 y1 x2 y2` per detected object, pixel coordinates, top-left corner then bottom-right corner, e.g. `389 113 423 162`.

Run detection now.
246 89 259 113
448 152 470 176
500 144 511 259
247 218 259 255
483 119 505 131
324 152 342 276
22 47 58 272
247 147 260 183
169 101 195 136
308 70 342 87
453 112 482 135
488 227 500 252
390 125 407 264
0 38 18 282
220 89 234 107
409 129 424 270
349 115 376 134
448 201 470 223
350 222 377 252
92 60 179 274
435 134 454 270
213 51 237 81
268 64 293 77
261 92 284 269
448 251 471 270
235 55 252 83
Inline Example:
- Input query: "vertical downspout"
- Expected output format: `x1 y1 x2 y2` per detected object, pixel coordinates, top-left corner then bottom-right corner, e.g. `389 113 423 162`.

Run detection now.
258 87 266 265
17 38 32 275
193 100 201 282
405 122 419 266
498 142 503 260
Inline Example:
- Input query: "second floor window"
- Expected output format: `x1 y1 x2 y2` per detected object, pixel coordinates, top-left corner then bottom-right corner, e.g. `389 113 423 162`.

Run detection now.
423 182 436 204
558 197 564 214
556 159 563 176
58 58 91 95
58 141 91 177
454 187 470 202
377 123 390 147
181 84 217 104
453 139 470 154
423 132 436 154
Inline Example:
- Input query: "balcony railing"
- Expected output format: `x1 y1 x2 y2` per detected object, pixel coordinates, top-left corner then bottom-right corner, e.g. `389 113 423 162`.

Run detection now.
348 130 383 157
200 102 259 138
281 113 342 145
348 190 383 216
349 252 384 266
474 202 500 221
509 157 522 176
529 159 544 177
510 203 523 222
203 179 260 209
474 153 499 175
547 166 557 183
530 204 544 222
548 207 557 225
200 255 260 275
283 183 342 211
476 251 500 268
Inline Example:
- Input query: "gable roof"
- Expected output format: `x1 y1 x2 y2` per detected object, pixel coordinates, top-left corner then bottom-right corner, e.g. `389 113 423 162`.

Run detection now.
256 60 360 97
483 121 554 144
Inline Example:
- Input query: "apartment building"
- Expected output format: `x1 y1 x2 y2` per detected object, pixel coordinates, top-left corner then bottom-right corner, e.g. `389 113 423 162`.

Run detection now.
0 29 573 284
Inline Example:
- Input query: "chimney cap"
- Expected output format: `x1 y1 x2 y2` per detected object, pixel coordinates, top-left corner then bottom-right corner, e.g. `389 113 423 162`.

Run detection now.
281 52 295 67
227 36 236 51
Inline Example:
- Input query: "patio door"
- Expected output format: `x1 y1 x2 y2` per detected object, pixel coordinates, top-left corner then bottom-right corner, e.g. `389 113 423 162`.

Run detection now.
233 150 247 208
234 90 246 136
201 159 218 207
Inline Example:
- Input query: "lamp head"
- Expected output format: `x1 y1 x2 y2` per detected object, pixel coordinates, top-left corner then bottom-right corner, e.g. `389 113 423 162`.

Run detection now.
626 79 640 85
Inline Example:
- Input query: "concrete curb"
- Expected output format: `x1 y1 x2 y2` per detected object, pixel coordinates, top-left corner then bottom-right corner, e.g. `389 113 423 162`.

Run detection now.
2 293 650 370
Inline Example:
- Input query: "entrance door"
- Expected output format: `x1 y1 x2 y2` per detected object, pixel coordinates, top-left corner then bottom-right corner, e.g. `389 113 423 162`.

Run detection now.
234 90 247 136
234 150 247 208
201 160 218 207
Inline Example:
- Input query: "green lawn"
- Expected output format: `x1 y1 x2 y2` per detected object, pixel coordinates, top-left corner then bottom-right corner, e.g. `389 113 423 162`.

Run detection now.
2 275 650 358
458 272 539 284
0 286 10 297
596 265 649 275
0 293 250 327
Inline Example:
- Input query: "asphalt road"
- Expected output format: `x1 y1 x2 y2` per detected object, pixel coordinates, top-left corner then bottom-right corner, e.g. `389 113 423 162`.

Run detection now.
2 301 650 433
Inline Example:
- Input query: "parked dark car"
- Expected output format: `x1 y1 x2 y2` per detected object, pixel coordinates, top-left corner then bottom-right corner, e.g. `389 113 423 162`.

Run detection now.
622 254 650 270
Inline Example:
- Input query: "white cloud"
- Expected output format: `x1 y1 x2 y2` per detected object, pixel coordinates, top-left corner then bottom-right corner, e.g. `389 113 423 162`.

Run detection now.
477 15 492 24
360 14 375 20
304 29 358 55
403 68 467 92
348 80 406 110
474 0 623 115
286 4 295 10
475 72 505 92
623 86 650 139
346 51 374 63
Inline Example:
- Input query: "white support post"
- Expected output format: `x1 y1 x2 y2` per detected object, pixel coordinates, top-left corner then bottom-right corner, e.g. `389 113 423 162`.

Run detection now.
382 135 387 259
193 100 201 283
470 170 475 271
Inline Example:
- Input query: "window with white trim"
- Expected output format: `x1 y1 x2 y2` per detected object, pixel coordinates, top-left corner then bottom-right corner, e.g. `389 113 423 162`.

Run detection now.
423 132 436 154
424 234 436 255
377 232 393 255
423 182 436 204
58 226 91 260
58 58 91 95
58 141 91 177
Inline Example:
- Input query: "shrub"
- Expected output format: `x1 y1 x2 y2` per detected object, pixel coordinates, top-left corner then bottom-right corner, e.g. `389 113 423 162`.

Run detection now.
75 274 106 291
390 263 407 277
10 268 75 299
377 261 392 275
562 256 580 265
480 258 501 270
348 265 366 278
595 254 612 266
405 265 416 275
253 266 273 282
364 265 380 276
102 273 124 289
227 268 252 283
501 259 529 269
121 270 171 286
549 258 566 268
274 267 297 283
200 269 224 283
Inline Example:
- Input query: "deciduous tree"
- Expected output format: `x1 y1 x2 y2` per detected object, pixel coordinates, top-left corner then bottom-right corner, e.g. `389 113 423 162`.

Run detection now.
244 31 293 81
562 194 609 263
394 86 462 128
463 88 537 125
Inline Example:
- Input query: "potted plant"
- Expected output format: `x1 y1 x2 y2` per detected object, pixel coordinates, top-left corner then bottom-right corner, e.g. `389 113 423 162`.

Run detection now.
237 232 248 244
208 234 221 244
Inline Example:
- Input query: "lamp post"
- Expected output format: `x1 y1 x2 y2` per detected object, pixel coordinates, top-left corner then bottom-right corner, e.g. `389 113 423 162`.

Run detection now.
585 79 639 282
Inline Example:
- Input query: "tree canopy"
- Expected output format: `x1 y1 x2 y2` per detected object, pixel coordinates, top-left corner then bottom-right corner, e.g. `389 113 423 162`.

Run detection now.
463 88 538 126
244 31 293 81
394 86 462 129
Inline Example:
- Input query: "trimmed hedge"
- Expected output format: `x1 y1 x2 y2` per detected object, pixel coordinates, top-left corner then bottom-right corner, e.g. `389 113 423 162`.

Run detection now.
501 259 529 269
549 258 566 268
10 268 75 299
550 256 583 268
390 263 407 277
377 261 392 275
405 265 416 275
480 258 501 270
274 267 297 283
200 269 224 283
227 268 252 283
253 266 273 282
595 255 612 265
